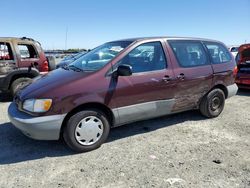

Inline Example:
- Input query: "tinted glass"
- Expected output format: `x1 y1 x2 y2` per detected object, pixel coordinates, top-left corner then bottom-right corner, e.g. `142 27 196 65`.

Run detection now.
168 40 208 67
204 42 232 64
0 42 13 60
70 41 132 71
230 47 239 52
118 42 167 73
18 44 38 59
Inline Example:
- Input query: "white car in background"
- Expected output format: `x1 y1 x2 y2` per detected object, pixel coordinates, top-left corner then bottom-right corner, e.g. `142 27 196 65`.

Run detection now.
228 46 239 58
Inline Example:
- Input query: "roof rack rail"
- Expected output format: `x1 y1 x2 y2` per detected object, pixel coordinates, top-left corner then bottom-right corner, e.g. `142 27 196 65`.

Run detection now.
20 37 35 41
20 37 41 46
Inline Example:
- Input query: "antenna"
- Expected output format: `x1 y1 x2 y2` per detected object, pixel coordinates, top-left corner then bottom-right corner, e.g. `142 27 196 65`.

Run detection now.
65 26 68 50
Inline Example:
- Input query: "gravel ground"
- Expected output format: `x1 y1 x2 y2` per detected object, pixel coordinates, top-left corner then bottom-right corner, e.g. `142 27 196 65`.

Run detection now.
0 91 249 188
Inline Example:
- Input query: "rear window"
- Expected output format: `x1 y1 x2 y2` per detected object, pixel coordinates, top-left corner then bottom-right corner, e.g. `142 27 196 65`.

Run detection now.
18 44 38 59
168 40 208 67
0 42 13 60
204 42 232 64
241 48 250 59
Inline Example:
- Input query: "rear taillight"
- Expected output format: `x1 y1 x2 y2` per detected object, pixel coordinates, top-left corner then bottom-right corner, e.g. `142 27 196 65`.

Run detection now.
41 60 49 72
233 66 238 77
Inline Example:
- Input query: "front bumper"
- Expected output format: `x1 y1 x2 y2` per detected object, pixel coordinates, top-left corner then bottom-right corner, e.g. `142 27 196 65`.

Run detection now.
8 102 66 140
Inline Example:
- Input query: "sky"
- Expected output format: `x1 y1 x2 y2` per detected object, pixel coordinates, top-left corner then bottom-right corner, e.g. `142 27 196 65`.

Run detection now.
1 0 249 49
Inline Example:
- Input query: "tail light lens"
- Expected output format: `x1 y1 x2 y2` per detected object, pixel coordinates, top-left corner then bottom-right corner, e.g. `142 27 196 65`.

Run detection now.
41 60 49 72
233 66 238 77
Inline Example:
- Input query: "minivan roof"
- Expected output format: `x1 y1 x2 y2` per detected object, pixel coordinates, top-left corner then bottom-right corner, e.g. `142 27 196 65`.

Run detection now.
111 36 222 43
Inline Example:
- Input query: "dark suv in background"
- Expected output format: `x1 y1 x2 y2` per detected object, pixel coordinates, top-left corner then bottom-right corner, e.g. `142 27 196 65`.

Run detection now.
8 37 238 152
0 37 55 96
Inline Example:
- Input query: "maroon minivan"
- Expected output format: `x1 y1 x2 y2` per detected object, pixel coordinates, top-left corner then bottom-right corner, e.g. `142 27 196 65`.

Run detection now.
8 37 238 152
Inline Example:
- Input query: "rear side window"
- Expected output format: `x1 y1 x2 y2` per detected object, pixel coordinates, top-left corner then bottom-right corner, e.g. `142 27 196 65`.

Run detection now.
204 42 232 64
0 42 13 60
168 40 208 67
18 44 38 59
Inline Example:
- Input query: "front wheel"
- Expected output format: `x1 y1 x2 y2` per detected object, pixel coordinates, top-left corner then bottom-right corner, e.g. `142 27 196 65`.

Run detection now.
199 89 225 118
63 109 110 152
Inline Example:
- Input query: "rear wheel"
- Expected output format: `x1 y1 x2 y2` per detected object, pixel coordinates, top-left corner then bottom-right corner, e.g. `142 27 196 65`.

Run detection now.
10 77 32 96
63 109 110 152
200 88 225 118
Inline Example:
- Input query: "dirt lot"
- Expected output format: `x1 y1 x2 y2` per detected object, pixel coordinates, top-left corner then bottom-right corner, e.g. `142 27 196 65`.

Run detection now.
0 91 249 188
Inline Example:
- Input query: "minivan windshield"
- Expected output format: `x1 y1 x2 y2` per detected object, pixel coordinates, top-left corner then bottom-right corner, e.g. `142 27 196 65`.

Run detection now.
68 41 132 71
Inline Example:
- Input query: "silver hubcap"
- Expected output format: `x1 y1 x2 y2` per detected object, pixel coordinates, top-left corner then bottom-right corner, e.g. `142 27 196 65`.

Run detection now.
75 116 104 146
211 96 221 111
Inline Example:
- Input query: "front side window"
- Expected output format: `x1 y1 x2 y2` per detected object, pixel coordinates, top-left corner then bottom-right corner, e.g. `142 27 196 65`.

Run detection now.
117 42 167 73
204 42 232 64
168 40 208 67
0 42 13 61
70 41 132 71
18 44 38 59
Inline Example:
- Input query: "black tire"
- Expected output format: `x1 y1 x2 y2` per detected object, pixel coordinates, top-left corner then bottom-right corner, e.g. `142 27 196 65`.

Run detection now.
10 77 32 96
63 109 110 152
200 88 225 118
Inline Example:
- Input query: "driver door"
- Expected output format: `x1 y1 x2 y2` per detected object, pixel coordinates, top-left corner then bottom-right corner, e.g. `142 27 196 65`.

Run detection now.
111 41 176 125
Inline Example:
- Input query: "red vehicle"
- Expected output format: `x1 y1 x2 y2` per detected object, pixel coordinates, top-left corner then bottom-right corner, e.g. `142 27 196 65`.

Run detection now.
235 44 250 89
8 37 238 152
0 37 55 96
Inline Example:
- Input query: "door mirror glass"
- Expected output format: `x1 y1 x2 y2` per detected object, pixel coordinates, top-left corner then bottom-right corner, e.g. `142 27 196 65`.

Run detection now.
117 64 132 76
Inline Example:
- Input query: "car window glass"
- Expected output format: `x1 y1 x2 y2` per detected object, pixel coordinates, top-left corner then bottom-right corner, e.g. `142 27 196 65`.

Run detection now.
230 47 238 52
71 41 132 71
0 42 13 60
204 42 232 64
18 44 38 59
117 42 167 73
168 40 208 67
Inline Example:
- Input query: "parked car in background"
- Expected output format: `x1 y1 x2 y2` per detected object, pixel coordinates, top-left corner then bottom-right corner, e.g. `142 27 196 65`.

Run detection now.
235 43 250 89
0 37 56 96
8 37 238 152
56 51 86 68
228 46 239 58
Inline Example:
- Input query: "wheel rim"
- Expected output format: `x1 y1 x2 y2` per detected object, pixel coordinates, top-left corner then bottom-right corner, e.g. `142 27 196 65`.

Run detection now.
75 116 104 146
211 96 221 111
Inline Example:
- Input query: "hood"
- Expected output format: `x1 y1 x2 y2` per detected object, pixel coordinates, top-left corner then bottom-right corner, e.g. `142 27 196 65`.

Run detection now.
19 68 92 100
237 44 250 63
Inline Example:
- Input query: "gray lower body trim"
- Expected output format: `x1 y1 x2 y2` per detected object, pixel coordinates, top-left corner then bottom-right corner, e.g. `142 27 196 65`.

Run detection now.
112 99 175 126
227 83 238 98
8 102 66 140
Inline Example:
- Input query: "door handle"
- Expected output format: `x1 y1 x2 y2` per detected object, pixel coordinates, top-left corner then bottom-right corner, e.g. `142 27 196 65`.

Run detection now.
177 73 185 80
162 75 172 82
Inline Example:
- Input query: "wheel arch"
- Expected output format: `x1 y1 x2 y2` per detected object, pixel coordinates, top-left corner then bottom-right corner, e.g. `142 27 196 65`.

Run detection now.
211 84 228 99
6 68 40 89
60 102 115 137
198 84 228 108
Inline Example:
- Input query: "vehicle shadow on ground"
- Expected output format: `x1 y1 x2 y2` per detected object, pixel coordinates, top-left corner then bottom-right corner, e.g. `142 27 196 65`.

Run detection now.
0 110 205 165
237 89 250 96
0 93 12 103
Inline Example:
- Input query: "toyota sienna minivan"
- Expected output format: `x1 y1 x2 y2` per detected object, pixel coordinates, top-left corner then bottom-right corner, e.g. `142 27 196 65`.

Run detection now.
8 37 238 152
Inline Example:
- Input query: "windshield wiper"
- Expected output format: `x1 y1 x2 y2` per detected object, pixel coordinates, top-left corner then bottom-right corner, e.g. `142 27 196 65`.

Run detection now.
61 64 70 70
68 64 83 72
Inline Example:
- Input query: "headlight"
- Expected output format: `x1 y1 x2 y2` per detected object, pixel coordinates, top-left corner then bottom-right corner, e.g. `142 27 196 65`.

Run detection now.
23 99 52 113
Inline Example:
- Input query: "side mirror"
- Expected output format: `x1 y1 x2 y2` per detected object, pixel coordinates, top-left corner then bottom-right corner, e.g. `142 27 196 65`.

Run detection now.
117 64 132 76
